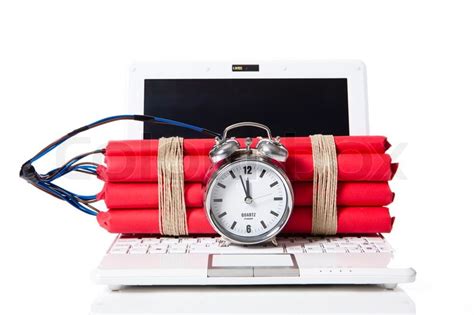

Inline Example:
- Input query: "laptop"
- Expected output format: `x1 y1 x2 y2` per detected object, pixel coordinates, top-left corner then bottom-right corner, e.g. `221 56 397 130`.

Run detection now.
93 61 416 290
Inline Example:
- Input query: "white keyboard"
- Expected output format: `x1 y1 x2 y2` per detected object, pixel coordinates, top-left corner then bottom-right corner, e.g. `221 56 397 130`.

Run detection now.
108 235 392 255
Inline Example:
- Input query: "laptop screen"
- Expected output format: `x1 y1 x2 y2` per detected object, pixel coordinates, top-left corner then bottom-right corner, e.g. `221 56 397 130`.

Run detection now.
144 78 349 138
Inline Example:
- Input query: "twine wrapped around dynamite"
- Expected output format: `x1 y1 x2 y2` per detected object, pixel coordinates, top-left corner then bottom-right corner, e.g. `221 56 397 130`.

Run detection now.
96 135 397 236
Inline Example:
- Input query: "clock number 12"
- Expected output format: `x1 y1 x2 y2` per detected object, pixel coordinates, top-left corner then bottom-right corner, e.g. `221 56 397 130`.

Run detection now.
243 166 252 175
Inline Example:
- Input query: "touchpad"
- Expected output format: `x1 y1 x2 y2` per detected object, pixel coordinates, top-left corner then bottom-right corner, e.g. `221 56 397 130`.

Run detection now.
208 254 300 277
212 254 294 267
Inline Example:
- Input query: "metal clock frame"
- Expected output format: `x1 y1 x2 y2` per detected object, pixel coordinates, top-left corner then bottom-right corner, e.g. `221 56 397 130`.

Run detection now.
204 151 294 245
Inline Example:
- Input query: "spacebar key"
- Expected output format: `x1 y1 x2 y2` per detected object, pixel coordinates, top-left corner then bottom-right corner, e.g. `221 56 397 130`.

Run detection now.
217 246 284 254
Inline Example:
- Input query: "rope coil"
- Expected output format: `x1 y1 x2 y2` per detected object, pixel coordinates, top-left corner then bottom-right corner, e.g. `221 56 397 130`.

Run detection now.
157 137 188 236
310 135 338 235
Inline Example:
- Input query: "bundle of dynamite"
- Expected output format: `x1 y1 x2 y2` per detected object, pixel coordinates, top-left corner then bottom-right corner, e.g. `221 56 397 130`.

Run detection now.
96 136 398 235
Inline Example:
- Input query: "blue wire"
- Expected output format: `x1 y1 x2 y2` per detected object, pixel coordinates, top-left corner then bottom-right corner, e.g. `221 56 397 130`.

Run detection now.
48 159 82 181
64 196 97 216
38 182 97 216
30 143 59 163
153 117 204 133
76 194 97 200
48 177 98 201
76 165 97 170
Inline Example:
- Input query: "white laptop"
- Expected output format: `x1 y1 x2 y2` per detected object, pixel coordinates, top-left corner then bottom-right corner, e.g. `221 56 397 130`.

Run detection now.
94 61 415 290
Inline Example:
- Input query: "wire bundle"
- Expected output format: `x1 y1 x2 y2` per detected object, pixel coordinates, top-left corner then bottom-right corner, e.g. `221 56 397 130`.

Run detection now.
22 149 103 215
19 115 220 215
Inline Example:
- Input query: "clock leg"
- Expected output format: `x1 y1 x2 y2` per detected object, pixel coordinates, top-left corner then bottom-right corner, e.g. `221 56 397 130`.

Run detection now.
218 238 232 247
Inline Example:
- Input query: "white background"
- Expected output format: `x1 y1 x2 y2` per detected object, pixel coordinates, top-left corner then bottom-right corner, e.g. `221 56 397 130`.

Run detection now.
1 1 474 314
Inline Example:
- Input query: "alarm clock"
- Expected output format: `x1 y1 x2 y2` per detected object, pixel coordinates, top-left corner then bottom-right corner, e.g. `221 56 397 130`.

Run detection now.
204 122 294 245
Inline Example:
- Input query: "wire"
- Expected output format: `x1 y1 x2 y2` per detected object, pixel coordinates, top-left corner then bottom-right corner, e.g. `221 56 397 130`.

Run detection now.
26 115 220 165
20 114 221 216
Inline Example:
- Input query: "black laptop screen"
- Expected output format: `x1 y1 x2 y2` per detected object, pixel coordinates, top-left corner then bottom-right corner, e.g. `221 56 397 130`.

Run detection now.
143 78 349 138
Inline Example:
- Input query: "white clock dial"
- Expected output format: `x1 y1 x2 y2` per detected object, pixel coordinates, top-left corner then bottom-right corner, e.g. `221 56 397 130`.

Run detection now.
206 159 292 243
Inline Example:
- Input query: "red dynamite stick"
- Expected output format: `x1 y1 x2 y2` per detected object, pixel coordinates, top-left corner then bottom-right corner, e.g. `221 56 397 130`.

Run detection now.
98 181 394 209
97 207 394 235
105 136 391 156
97 154 397 182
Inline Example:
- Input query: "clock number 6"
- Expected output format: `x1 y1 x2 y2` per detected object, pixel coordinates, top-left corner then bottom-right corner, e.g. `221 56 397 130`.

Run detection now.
246 225 252 233
243 166 252 175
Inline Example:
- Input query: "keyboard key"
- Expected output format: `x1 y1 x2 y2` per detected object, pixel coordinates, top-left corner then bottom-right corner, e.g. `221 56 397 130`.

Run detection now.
159 238 180 244
321 243 340 249
116 239 141 245
112 243 131 249
129 247 149 254
168 247 187 254
361 246 378 253
142 237 159 241
189 247 214 254
292 241 313 246
366 238 385 243
198 238 219 244
346 238 368 244
375 246 392 253
286 246 304 253
168 244 188 250
362 245 376 250
221 245 284 254
149 248 167 254
305 247 324 253
180 238 198 244
149 245 168 251
188 245 284 254
325 247 347 253
189 243 211 248
310 240 329 246
130 244 149 250
142 239 161 245
109 247 129 254
340 245 361 250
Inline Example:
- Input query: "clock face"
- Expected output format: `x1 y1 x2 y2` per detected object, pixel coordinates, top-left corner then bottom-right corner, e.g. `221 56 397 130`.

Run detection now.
206 159 292 243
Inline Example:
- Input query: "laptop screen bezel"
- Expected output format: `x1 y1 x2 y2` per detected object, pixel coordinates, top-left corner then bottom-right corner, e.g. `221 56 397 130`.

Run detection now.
128 61 369 139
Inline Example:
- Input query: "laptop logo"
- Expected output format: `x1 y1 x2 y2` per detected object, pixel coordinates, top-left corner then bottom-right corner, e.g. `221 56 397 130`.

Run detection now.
232 64 259 72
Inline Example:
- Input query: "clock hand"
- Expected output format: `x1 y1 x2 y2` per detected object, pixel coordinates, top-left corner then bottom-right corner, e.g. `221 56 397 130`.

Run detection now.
246 177 251 198
252 193 273 200
239 175 249 197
